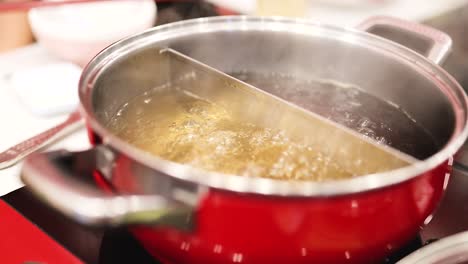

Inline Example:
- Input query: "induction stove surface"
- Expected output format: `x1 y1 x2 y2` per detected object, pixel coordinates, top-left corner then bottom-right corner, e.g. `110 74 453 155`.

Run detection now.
3 167 467 264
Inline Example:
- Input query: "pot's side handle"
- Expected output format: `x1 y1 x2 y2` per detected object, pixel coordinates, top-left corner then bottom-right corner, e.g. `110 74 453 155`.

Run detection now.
20 146 200 229
357 16 452 65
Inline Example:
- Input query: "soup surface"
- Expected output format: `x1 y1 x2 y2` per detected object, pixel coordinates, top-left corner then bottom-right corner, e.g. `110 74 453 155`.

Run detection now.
107 73 438 181
234 72 438 160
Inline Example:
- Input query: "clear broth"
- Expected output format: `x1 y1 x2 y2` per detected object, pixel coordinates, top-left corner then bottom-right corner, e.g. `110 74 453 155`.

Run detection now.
107 73 438 181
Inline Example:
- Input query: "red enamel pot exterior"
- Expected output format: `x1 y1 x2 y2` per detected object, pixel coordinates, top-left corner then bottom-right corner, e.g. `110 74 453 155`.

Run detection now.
99 151 449 264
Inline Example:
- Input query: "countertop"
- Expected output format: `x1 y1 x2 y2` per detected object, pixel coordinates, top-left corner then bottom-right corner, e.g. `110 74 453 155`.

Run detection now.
0 45 91 196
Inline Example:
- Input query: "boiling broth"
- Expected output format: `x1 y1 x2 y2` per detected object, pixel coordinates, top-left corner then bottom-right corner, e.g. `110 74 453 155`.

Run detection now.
107 88 354 181
107 73 438 181
233 72 439 160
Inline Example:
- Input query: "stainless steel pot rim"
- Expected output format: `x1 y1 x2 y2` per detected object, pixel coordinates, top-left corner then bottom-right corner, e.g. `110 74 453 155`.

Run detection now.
79 16 468 197
397 231 468 263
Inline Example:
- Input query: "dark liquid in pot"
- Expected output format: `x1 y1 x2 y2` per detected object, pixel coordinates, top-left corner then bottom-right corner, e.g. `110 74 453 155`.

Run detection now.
106 73 438 181
233 72 439 160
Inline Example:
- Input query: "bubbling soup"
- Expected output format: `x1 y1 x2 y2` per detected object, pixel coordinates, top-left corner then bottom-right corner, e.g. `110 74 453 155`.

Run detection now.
106 73 438 181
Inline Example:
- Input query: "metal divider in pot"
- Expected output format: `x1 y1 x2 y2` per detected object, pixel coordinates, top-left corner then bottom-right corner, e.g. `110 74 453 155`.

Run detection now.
20 16 468 264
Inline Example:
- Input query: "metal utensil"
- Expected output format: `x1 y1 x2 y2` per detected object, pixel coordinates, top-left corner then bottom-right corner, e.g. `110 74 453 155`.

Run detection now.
0 110 83 170
161 47 416 174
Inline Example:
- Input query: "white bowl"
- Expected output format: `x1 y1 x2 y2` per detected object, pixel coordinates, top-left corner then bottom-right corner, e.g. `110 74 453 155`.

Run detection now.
397 231 468 264
28 0 157 67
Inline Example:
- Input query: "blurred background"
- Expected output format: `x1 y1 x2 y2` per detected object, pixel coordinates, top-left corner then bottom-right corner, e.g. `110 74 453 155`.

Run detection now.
1 0 466 55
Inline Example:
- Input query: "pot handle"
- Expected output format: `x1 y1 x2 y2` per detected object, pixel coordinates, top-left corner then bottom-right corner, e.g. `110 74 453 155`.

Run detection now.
357 16 452 65
20 146 200 229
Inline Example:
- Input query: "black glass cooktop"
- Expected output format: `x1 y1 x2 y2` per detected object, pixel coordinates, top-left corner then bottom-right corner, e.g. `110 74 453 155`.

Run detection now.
5 166 464 264
0 186 428 264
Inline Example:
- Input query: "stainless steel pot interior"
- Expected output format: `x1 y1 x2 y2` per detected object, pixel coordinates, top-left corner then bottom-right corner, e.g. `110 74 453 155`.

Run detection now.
79 16 468 196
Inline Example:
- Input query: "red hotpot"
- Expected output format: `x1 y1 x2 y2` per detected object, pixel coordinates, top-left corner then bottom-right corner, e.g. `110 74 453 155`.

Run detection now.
21 16 468 263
